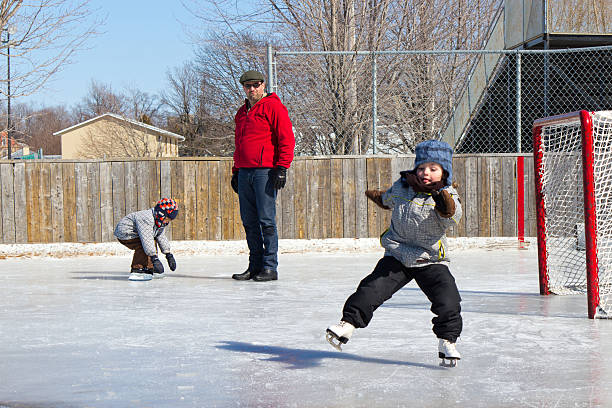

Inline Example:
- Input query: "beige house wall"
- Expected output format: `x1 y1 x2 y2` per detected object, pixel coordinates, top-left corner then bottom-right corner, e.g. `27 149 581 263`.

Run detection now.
61 116 180 159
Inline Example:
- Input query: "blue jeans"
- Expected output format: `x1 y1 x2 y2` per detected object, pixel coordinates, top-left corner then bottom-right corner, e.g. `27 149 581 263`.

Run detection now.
237 168 278 272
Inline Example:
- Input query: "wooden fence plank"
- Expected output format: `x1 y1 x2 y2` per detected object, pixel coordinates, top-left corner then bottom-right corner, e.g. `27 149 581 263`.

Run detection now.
464 157 479 237
208 161 221 240
183 161 197 240
451 157 466 238
502 157 517 237
281 165 296 240
330 159 343 238
479 157 491 237
342 158 356 238
124 161 137 215
293 160 307 239
195 161 209 240
159 160 172 239
62 162 77 242
25 163 40 242
319 159 331 238
49 163 64 242
379 158 392 234
75 163 89 242
489 157 504 237
355 158 368 238
160 160 172 197
87 162 101 242
149 161 161 207
39 163 52 243
0 164 15 243
219 161 233 240
13 163 27 243
232 166 243 240
307 159 320 239
525 156 537 237
170 160 185 240
366 158 380 237
136 161 150 211
99 162 113 242
111 162 126 230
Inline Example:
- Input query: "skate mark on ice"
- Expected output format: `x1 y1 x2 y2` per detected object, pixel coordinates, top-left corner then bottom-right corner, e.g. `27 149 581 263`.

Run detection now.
70 272 233 281
216 341 445 370
71 275 130 281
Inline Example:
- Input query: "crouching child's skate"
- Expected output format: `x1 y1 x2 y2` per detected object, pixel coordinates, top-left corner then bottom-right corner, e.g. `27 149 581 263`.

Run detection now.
325 321 355 351
438 338 461 367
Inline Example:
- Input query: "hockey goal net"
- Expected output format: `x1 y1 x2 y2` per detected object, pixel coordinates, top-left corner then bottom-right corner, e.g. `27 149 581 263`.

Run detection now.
533 110 612 319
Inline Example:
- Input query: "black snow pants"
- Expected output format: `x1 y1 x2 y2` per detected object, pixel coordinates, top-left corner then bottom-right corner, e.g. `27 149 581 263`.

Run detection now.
341 256 462 342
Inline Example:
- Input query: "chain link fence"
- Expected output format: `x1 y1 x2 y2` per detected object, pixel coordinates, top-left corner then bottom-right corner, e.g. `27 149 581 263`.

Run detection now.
270 46 612 155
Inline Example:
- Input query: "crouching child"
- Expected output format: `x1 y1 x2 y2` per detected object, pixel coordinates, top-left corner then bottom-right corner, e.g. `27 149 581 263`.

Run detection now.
114 198 179 281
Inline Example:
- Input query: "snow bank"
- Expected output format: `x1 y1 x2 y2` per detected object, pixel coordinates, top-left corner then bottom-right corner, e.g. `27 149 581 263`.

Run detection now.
0 237 535 259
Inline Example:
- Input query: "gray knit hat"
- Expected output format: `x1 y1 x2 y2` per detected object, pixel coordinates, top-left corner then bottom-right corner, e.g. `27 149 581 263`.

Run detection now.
239 70 265 84
413 140 454 186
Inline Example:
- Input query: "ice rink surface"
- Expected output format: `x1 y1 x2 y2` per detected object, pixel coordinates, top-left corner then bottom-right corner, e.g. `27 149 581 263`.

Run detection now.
1 242 611 408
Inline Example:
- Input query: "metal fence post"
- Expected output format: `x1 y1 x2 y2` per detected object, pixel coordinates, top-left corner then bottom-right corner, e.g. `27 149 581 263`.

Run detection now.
372 53 377 154
516 51 522 153
267 44 275 93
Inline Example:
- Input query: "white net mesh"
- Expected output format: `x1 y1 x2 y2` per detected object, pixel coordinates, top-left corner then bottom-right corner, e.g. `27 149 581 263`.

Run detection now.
592 111 612 316
537 111 612 317
539 119 586 294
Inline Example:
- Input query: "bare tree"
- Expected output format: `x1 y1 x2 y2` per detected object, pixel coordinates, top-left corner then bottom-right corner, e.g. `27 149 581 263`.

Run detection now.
184 0 501 154
0 1 102 106
549 0 610 33
162 59 235 156
72 80 126 122
12 104 71 155
124 86 164 125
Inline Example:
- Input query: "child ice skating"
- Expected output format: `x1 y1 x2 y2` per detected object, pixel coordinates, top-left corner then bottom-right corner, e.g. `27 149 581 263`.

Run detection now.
114 198 179 281
326 140 463 367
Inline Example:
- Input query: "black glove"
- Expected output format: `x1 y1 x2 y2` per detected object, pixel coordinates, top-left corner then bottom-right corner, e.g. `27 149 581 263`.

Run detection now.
270 166 287 190
431 189 456 218
151 255 164 274
231 171 239 194
166 253 176 271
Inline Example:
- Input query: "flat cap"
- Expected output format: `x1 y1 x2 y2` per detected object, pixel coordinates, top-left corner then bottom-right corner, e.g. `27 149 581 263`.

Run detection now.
239 70 265 84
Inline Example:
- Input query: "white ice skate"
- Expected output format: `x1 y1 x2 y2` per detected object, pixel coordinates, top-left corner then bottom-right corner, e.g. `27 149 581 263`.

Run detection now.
438 338 461 367
326 321 355 351
128 269 153 281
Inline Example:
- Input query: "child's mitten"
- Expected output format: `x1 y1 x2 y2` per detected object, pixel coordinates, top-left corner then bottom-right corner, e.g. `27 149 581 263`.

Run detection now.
166 253 177 271
365 190 390 210
151 255 164 274
431 189 455 218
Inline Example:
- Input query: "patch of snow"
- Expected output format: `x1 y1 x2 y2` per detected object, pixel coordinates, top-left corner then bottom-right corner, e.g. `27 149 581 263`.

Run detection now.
0 237 535 259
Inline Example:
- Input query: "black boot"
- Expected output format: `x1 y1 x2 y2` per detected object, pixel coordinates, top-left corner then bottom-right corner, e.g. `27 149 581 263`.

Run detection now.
232 269 257 280
252 269 278 282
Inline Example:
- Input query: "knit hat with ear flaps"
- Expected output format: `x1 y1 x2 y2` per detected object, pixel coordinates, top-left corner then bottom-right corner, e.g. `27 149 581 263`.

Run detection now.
154 198 178 227
413 140 454 186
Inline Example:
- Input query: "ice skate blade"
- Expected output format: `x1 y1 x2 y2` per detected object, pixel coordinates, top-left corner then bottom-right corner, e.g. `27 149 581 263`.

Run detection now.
439 358 459 367
325 330 347 351
128 273 153 281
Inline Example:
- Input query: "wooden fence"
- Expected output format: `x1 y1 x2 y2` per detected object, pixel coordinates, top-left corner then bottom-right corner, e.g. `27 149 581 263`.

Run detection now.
0 154 536 244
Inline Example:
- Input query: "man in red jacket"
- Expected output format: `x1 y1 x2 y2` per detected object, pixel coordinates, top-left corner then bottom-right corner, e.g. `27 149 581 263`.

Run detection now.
231 70 296 282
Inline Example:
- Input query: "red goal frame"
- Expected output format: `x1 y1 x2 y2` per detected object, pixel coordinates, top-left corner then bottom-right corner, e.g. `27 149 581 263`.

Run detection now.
533 110 599 318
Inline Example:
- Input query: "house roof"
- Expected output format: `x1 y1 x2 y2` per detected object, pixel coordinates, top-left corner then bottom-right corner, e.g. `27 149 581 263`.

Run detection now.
53 113 185 141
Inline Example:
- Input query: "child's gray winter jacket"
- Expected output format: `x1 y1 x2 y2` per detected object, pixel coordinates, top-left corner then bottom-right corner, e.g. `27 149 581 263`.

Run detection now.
381 179 462 268
114 208 171 256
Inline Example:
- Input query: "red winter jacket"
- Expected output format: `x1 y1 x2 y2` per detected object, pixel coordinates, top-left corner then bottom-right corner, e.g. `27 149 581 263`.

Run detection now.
233 93 295 173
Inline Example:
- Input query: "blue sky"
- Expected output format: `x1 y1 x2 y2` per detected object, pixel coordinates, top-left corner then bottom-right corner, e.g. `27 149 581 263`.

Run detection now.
23 1 200 108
